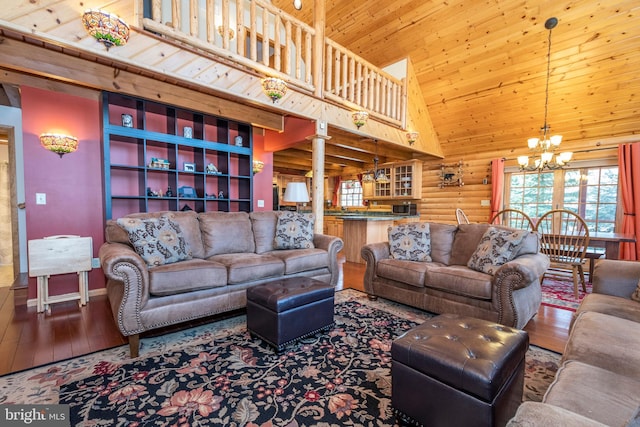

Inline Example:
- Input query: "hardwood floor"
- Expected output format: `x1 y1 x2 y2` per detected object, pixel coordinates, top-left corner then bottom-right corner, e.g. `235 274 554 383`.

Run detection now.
0 260 570 376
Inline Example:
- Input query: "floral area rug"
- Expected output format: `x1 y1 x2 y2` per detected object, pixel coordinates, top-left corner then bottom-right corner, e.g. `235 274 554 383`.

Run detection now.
0 289 559 426
541 273 593 311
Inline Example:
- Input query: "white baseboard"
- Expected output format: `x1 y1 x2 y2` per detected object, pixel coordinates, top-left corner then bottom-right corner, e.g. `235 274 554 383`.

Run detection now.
26 287 108 308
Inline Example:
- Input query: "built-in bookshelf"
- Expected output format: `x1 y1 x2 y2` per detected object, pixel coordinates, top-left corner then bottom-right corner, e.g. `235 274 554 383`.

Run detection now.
102 92 253 219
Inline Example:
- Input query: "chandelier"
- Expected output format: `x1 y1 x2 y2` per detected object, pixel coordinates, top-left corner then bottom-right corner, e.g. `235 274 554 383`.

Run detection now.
517 17 572 171
361 139 389 183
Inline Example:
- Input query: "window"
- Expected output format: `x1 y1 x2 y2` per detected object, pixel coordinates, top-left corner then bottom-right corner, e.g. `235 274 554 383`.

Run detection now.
339 180 363 207
506 166 619 233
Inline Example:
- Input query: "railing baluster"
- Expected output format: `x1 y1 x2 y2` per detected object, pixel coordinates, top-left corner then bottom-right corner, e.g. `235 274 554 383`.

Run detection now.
205 0 215 43
152 0 161 22
171 0 180 30
189 0 198 37
249 1 257 62
236 0 245 57
284 20 292 76
273 17 281 72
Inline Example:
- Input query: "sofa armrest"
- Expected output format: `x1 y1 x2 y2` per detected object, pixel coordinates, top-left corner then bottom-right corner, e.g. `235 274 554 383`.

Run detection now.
507 402 608 427
313 234 344 287
593 259 640 298
361 242 390 295
494 253 550 289
99 242 150 335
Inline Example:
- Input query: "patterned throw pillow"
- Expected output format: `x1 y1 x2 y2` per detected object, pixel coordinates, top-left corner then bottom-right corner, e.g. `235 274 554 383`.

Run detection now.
467 226 527 275
388 222 432 262
274 212 315 249
117 215 192 267
631 279 640 303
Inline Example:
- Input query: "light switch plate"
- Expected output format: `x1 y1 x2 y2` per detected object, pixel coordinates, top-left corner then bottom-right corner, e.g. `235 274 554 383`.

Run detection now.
257 199 265 207
480 199 490 206
36 193 46 205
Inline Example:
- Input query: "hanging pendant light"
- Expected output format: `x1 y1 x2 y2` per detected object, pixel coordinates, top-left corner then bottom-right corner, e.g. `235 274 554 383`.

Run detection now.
361 139 389 183
518 17 572 171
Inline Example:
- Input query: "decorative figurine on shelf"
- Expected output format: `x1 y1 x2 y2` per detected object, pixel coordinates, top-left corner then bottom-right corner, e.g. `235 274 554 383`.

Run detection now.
165 186 173 197
234 135 243 147
205 193 217 199
183 126 193 138
206 163 218 174
122 114 133 128
218 190 224 199
147 187 154 197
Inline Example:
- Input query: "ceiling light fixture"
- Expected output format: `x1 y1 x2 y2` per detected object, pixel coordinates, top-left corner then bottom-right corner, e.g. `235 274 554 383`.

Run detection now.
82 9 130 50
262 77 287 103
361 139 389 183
40 133 79 158
293 0 302 10
518 17 572 171
352 111 369 129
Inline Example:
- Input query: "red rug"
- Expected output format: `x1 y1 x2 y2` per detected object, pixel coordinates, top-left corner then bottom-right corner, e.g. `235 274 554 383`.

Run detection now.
541 271 592 311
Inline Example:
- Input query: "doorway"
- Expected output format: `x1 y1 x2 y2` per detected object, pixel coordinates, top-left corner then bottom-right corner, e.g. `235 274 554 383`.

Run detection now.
0 105 28 290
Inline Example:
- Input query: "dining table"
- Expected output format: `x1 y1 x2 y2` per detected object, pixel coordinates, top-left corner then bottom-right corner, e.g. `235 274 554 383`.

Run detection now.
587 231 636 260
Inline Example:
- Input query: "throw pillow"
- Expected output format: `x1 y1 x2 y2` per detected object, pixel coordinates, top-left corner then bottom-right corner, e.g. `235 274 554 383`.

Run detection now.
117 215 192 267
388 222 432 262
467 226 527 275
274 212 315 249
631 279 640 303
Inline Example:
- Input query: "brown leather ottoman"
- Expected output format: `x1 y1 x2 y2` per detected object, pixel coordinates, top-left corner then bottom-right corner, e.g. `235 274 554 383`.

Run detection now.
391 314 529 427
246 277 335 352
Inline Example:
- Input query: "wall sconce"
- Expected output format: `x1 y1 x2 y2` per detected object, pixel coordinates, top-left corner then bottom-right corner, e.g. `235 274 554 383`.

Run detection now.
82 9 130 50
252 159 265 174
262 77 287 103
40 133 79 158
352 111 369 129
406 131 418 145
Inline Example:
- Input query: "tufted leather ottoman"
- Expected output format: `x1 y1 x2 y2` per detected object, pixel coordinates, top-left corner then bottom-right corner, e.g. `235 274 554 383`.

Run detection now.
246 277 334 352
391 314 528 427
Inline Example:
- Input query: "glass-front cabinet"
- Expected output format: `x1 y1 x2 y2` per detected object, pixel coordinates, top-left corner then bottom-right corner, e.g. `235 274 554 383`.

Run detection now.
369 160 422 200
102 92 253 219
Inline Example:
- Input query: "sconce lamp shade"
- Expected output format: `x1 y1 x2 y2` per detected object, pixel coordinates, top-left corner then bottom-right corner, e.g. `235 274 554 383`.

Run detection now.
82 9 130 50
252 160 264 174
262 77 287 103
283 182 310 203
352 111 369 129
40 133 79 158
406 131 418 145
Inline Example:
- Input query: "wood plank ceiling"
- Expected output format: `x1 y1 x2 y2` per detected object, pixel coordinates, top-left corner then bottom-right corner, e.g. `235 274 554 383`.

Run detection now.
271 0 640 173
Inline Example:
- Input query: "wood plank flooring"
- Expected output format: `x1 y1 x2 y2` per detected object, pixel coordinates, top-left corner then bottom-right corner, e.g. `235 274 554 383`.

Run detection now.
0 260 571 376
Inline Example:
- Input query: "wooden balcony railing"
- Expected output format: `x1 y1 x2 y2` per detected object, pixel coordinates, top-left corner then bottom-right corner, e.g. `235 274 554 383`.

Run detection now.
142 0 406 127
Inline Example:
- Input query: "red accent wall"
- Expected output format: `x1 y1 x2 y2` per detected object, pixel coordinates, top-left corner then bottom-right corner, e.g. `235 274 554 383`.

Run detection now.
252 130 274 211
22 86 105 298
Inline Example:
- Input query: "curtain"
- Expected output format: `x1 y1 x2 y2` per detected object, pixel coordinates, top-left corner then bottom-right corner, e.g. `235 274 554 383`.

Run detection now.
618 143 640 260
332 176 342 207
489 158 505 222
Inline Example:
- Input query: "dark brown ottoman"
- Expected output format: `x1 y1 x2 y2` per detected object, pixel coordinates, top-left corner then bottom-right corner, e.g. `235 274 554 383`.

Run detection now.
391 314 528 427
246 277 335 352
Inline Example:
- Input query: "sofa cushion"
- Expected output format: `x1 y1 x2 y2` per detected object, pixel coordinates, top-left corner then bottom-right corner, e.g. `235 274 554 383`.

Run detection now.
116 215 192 267
268 248 329 275
467 227 527 275
429 222 458 265
425 264 493 299
108 211 205 258
544 360 640 427
388 222 432 261
250 211 278 254
148 258 227 296
199 212 255 257
208 253 285 284
449 223 491 266
576 293 640 324
377 259 431 288
274 212 315 249
563 311 640 380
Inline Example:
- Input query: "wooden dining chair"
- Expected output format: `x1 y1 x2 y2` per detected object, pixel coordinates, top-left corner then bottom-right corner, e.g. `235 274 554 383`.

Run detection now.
455 208 470 224
490 208 535 230
534 209 590 298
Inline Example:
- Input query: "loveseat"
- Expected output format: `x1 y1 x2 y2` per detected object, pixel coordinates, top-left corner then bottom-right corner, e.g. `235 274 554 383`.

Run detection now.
99 210 343 357
507 258 640 426
361 222 550 329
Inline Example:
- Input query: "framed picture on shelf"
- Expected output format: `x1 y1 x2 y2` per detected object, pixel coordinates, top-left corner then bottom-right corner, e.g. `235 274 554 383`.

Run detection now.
183 162 196 172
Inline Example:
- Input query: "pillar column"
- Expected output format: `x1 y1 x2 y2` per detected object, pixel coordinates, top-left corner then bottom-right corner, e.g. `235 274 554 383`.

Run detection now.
307 121 330 233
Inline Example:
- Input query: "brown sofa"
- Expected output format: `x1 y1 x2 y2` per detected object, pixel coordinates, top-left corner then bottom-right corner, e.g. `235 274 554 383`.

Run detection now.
99 210 343 357
360 222 550 329
508 259 640 426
